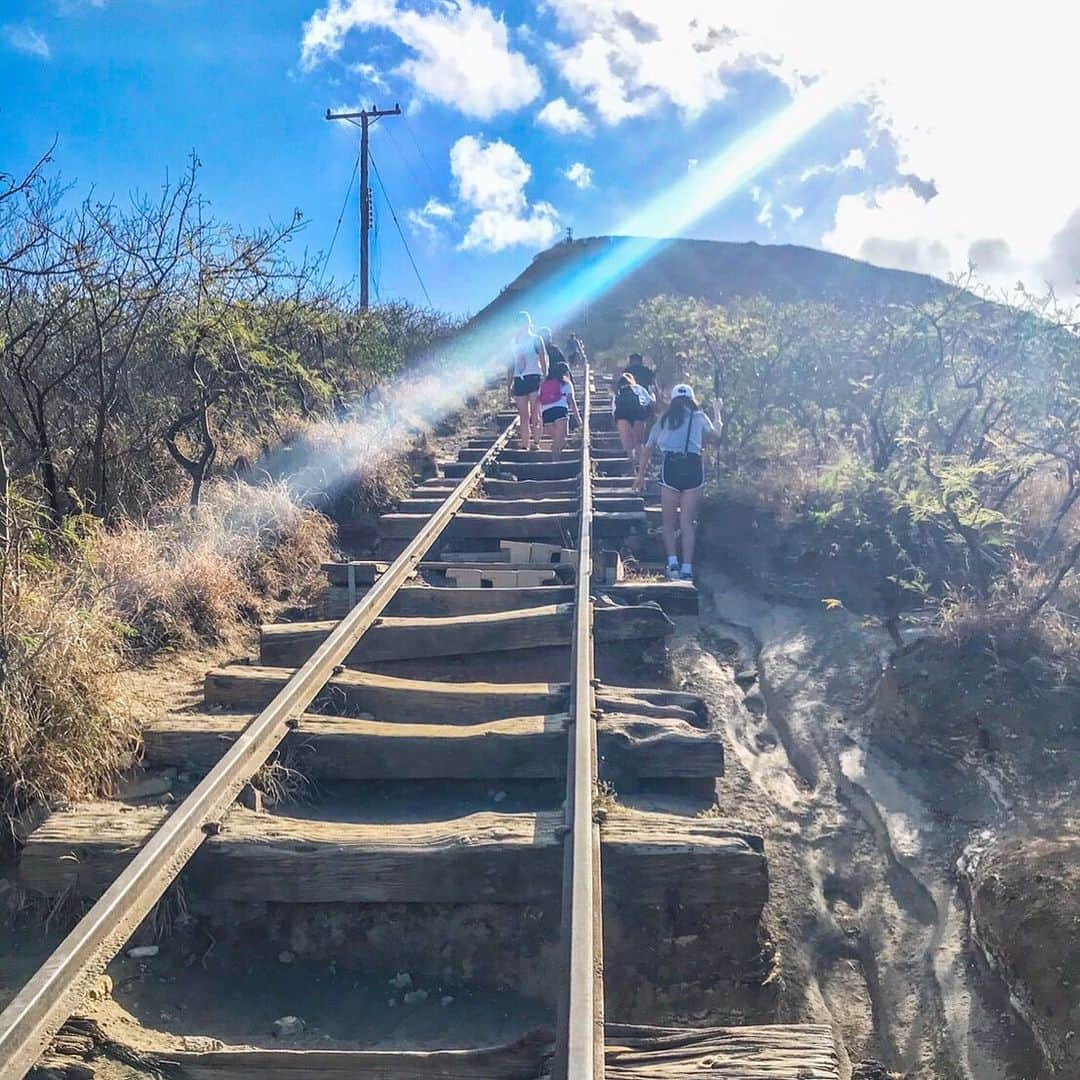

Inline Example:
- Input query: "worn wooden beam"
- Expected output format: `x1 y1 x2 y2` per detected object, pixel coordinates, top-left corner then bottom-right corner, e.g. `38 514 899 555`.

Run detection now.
21 808 764 907
378 510 644 541
65 1019 840 1080
259 603 674 667
320 584 573 618
440 460 631 481
397 497 644 516
204 666 567 721
142 711 723 782
317 580 695 619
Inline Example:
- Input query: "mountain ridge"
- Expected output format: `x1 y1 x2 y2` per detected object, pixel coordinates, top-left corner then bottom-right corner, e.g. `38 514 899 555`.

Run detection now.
474 235 954 348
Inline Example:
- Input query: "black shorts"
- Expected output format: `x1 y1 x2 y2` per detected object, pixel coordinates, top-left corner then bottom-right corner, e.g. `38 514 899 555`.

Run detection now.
613 406 647 424
660 452 704 492
512 374 541 397
542 404 568 425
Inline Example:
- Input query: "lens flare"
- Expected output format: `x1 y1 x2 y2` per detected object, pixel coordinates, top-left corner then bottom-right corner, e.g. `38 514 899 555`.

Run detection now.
296 74 859 499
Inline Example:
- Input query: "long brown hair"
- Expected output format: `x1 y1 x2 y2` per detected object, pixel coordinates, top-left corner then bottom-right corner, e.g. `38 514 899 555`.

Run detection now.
660 391 699 431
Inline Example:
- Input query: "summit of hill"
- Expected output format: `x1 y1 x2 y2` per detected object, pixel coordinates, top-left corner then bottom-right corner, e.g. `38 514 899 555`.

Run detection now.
477 235 952 346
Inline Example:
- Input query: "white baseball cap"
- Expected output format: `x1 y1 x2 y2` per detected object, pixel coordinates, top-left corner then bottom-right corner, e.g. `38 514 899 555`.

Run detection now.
671 383 694 398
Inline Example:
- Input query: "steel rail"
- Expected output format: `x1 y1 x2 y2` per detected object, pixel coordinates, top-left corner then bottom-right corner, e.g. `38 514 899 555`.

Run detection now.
553 361 604 1079
0 416 519 1079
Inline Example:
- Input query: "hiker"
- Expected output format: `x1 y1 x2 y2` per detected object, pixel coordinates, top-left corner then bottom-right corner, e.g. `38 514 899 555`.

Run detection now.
507 311 548 451
633 383 721 581
612 372 654 466
539 327 567 370
567 332 586 365
623 352 660 404
539 360 582 460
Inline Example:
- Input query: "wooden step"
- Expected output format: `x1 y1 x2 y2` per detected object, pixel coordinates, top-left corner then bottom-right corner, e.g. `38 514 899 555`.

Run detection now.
21 806 766 906
318 580 696 618
378 510 645 541
204 666 567 720
442 460 580 481
440 460 634 481
63 1020 841 1079
457 448 627 464
396 496 645 515
259 603 674 666
412 476 632 496
320 584 573 617
142 710 723 782
75 1026 553 1080
457 448 582 463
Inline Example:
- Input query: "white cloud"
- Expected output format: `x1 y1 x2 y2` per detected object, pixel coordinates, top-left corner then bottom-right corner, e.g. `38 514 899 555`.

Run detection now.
783 204 805 223
564 162 593 189
544 2 1080 292
301 0 541 119
407 197 455 238
800 147 866 182
750 185 773 229
450 135 560 253
2 22 50 59
537 97 590 134
349 61 388 91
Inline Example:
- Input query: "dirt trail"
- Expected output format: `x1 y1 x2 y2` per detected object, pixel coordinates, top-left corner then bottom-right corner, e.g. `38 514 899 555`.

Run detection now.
670 570 1046 1080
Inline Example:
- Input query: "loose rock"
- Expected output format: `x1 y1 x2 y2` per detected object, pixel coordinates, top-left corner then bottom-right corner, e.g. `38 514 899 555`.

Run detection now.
120 776 172 800
272 1015 305 1039
127 945 159 959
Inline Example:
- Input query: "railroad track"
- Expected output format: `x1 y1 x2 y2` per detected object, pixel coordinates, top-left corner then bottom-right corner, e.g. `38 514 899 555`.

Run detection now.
1 363 841 1079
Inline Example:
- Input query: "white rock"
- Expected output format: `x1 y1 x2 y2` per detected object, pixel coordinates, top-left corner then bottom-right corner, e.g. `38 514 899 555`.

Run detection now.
121 776 172 800
492 790 507 803
272 1015 305 1039
388 972 412 990
403 989 429 1005
127 945 159 959
441 995 454 1007
278 950 295 965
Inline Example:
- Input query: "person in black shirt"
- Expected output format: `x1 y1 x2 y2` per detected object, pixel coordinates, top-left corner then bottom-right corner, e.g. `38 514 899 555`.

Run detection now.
623 353 658 400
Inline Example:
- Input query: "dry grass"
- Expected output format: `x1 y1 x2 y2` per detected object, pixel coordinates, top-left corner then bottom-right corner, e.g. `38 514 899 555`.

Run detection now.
93 480 336 652
938 556 1080 669
0 478 336 827
262 414 414 520
0 516 136 831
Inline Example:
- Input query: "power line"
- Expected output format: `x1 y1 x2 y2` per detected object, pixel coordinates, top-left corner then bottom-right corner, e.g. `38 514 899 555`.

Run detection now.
403 114 441 189
368 149 434 308
323 152 359 279
384 122 429 198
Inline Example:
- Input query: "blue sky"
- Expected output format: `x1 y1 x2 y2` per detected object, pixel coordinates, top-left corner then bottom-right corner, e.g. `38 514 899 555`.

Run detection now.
4 2 1078 314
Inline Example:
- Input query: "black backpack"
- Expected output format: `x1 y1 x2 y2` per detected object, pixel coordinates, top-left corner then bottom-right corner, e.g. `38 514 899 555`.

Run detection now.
616 384 640 414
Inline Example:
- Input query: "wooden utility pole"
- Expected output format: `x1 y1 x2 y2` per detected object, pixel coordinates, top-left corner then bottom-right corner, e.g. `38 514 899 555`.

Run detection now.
325 104 402 310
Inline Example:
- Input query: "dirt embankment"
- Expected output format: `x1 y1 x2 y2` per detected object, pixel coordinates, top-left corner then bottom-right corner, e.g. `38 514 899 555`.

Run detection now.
960 831 1080 1077
870 634 1079 1076
686 557 1069 1079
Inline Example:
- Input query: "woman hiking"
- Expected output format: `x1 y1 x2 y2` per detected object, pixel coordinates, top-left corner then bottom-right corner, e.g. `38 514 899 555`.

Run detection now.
633 383 721 581
539 360 582 460
612 371 654 467
507 311 548 451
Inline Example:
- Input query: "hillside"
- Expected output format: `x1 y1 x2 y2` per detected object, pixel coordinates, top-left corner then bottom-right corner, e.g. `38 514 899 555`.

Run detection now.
476 235 952 348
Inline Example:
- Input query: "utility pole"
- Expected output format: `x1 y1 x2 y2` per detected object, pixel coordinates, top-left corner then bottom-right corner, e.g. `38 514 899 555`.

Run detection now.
326 104 402 310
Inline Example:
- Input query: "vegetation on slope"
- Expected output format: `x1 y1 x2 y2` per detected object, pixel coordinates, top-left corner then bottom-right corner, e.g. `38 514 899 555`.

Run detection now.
620 281 1080 664
0 152 456 823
